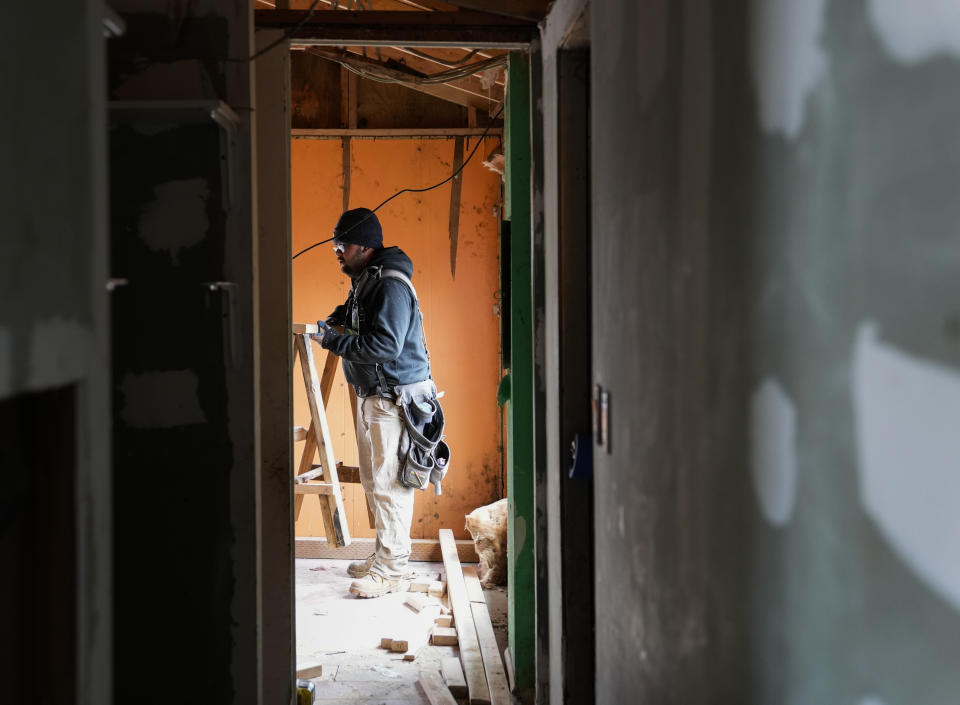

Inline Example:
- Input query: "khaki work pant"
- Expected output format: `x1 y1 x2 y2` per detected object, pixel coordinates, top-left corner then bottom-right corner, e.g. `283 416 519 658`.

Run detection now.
356 395 415 578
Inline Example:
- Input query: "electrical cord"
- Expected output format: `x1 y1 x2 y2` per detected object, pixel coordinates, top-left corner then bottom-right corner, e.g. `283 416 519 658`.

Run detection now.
292 101 505 261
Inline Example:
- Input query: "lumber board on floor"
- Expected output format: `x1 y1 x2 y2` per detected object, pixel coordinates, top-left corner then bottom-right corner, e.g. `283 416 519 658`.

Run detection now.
296 537 478 562
462 565 485 603
439 528 489 705
441 656 468 698
420 670 458 705
471 600 512 704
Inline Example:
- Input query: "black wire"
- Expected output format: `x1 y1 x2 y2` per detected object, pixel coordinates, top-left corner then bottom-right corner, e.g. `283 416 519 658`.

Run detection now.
231 0 323 64
292 101 505 261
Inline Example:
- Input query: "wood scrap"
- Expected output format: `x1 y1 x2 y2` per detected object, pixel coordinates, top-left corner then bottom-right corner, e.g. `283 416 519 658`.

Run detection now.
471 601 511 705
405 593 428 613
410 579 432 593
419 669 458 705
431 626 458 646
441 656 468 698
429 581 447 598
462 566 485 603
503 647 515 693
435 614 453 628
296 662 323 679
439 528 490 704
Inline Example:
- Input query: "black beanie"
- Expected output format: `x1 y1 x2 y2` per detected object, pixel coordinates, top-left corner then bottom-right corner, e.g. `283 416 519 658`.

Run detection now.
333 208 383 249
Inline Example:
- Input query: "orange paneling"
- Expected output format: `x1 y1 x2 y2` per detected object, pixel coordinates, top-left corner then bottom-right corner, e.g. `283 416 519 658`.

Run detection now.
291 137 503 541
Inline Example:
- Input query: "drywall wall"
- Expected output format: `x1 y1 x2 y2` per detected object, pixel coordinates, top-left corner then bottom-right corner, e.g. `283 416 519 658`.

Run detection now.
106 2 262 702
585 0 960 702
0 3 112 703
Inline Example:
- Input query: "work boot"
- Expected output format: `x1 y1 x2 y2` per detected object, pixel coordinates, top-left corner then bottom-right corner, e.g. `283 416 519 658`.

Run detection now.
347 554 375 578
349 573 410 599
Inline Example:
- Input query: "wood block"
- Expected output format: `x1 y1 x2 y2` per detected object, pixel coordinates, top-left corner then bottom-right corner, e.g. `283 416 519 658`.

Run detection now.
405 593 428 613
441 656 468 698
438 529 489 704
462 565 485 603
403 653 417 661
431 627 458 646
390 639 409 653
471 601 512 704
419 670 458 705
380 637 395 649
293 425 308 441
293 322 319 334
435 615 453 628
428 581 446 598
296 662 323 679
410 580 432 593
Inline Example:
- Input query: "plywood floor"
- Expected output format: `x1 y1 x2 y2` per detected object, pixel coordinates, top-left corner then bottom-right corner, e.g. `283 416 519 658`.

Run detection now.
296 558 509 704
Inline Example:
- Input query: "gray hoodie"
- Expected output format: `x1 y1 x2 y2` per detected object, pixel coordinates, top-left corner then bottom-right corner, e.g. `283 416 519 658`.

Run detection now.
320 246 431 394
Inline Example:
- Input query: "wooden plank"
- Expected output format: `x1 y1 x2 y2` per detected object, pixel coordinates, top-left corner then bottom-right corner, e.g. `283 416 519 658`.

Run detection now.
296 662 323 679
431 627 458 646
419 669 459 705
319 348 339 406
294 420 319 521
503 647 514 693
292 127 503 139
309 463 360 484
462 565 485 603
470 601 511 704
441 656 468 698
296 334 351 547
255 10 536 48
293 322 319 334
293 482 334 495
439 528 489 705
296 537 479 562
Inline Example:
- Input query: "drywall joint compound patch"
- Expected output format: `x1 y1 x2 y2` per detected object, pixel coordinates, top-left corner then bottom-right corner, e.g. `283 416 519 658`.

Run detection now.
750 0 829 138
750 377 799 526
868 0 960 64
853 321 960 612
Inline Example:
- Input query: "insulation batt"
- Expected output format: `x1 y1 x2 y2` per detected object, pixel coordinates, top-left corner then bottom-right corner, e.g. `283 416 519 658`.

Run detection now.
464 498 508 586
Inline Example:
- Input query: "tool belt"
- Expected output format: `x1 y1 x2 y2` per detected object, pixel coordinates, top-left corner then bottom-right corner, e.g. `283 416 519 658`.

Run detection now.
394 380 450 495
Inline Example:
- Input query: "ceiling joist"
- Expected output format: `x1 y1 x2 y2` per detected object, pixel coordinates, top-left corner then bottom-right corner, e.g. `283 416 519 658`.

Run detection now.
254 9 537 48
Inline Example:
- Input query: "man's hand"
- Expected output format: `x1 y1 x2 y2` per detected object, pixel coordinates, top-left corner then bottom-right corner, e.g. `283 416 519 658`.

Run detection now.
311 320 338 349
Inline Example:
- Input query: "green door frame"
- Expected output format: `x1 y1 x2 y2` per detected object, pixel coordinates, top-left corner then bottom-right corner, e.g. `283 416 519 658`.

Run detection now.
504 50 535 694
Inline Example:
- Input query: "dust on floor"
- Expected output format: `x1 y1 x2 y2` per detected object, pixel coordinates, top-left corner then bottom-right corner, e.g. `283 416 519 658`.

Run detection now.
296 557 509 705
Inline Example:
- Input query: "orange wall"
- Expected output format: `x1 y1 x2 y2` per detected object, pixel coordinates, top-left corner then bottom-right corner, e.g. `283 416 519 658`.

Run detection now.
291 137 503 541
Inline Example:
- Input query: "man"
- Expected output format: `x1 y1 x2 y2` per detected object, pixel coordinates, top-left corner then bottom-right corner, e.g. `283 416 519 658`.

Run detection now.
314 207 436 598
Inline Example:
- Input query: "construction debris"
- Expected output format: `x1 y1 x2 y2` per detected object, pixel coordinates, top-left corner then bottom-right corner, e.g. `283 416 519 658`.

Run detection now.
464 498 508 586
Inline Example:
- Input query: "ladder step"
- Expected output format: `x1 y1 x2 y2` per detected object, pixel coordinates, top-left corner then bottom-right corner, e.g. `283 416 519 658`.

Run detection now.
311 463 361 483
294 482 334 495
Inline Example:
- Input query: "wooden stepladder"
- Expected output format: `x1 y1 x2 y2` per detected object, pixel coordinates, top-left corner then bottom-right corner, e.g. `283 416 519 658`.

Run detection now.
292 322 354 547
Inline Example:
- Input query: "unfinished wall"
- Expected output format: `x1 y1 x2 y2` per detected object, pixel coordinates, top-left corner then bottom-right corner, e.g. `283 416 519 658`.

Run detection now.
0 3 111 703
585 0 960 703
106 2 264 702
290 136 503 541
